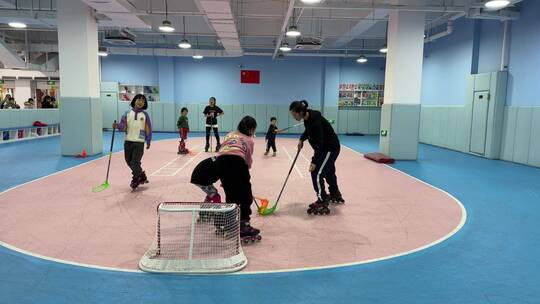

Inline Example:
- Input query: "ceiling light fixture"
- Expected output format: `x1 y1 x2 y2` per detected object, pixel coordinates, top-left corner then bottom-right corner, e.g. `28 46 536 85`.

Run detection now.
158 0 175 32
286 25 301 37
8 22 27 29
179 39 191 49
159 20 174 32
98 46 108 57
484 0 511 9
178 16 191 49
279 42 292 52
357 55 368 63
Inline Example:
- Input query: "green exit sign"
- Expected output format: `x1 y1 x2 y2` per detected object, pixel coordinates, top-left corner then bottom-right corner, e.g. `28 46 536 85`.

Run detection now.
47 80 56 85
0 80 4 85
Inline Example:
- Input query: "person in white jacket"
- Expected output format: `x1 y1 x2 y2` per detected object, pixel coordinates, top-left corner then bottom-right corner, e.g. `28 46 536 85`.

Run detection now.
113 94 153 190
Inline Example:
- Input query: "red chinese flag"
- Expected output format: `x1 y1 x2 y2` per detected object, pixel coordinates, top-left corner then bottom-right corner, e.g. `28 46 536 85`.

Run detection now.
240 70 260 84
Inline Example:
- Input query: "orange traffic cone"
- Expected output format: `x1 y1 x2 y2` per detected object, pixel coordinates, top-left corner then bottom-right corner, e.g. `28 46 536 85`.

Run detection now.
77 149 88 158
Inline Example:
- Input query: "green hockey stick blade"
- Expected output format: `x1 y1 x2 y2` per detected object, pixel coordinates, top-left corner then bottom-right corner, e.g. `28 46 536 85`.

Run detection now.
92 180 110 193
260 203 278 216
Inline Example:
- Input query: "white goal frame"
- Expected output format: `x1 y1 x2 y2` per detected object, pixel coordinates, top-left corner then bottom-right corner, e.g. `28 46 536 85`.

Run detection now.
139 202 248 274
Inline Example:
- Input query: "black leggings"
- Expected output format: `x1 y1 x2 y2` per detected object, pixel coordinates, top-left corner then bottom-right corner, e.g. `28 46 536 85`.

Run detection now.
190 155 253 221
310 148 340 201
266 138 276 152
205 127 220 147
124 141 145 180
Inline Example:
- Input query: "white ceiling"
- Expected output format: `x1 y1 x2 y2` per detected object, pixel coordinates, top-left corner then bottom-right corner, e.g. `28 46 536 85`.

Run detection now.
0 0 524 58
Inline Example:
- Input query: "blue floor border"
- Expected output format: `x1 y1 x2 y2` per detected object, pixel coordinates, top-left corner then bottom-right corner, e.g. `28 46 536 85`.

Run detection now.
1 133 540 303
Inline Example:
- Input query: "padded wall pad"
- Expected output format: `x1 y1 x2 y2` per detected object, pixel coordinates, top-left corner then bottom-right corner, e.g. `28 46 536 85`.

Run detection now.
364 153 395 164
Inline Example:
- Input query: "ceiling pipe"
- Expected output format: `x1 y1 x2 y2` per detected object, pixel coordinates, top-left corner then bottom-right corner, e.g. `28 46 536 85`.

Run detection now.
105 46 388 58
294 3 468 13
192 0 243 56
272 0 296 60
247 52 387 58
500 20 510 71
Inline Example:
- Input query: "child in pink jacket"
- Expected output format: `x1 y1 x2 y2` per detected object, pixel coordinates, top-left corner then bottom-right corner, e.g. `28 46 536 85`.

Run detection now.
190 116 259 240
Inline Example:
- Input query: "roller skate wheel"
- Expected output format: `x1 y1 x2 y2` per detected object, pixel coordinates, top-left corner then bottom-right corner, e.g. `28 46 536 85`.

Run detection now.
256 235 262 241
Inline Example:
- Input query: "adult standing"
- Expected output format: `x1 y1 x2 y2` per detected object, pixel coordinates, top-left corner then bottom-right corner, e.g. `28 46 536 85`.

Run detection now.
203 97 224 152
41 95 54 109
0 94 12 109
289 100 345 215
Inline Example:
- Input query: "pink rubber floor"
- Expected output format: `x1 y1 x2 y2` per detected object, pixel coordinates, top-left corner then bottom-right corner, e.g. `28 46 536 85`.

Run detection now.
0 137 464 272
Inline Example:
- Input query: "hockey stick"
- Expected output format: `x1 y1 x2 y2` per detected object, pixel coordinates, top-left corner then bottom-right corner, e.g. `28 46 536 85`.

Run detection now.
258 147 302 216
92 121 116 193
279 122 304 132
279 119 335 133
253 196 269 214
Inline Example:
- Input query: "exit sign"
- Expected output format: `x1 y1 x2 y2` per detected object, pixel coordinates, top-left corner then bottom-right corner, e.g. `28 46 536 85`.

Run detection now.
47 80 56 85
0 80 4 85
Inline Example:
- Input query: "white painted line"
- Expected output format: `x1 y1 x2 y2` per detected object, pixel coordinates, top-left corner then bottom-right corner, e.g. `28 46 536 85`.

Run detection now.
150 146 199 176
172 150 204 176
299 151 311 165
0 138 467 276
283 146 303 179
150 157 180 176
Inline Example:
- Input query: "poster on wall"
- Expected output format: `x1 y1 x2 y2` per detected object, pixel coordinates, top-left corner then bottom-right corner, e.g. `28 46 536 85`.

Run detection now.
144 86 159 102
338 83 384 109
119 84 159 102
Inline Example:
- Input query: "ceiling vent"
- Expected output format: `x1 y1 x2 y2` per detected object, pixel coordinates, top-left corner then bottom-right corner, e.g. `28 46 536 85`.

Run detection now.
104 29 136 46
294 37 323 50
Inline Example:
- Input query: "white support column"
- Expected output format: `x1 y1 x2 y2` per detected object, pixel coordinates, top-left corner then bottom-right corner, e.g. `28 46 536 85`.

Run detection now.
379 10 425 160
57 0 102 156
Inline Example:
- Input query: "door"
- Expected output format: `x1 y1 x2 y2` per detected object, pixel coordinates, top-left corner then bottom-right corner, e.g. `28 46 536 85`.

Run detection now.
101 92 118 128
470 91 489 155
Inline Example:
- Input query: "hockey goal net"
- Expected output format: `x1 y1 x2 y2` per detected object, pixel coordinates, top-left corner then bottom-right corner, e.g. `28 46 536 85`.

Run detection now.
139 202 247 273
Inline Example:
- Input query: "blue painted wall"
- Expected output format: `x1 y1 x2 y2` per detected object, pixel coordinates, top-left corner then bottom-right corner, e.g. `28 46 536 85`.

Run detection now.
339 57 386 84
158 57 175 103
101 55 385 107
507 0 540 106
100 55 159 86
323 58 340 108
173 56 325 106
421 0 540 106
421 18 475 106
478 20 503 73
